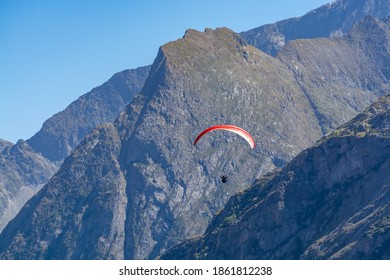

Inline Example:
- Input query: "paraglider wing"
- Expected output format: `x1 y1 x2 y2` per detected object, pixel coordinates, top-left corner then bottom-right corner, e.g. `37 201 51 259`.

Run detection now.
193 125 255 149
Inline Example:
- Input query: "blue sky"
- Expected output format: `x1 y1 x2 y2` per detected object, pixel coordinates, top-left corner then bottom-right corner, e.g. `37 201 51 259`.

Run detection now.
1 0 331 143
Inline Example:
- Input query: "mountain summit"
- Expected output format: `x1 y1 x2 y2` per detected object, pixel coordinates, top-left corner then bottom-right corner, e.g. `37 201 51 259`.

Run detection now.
0 16 389 259
0 27 321 259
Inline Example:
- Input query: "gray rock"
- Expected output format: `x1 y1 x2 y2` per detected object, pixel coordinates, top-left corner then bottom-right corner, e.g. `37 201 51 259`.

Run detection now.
278 16 390 132
241 0 390 56
1 16 389 259
0 139 13 153
161 94 390 260
0 66 150 234
0 140 58 232
27 66 151 162
0 124 126 259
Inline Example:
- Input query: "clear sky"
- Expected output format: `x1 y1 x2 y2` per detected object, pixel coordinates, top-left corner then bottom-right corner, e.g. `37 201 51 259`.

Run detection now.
1 0 331 143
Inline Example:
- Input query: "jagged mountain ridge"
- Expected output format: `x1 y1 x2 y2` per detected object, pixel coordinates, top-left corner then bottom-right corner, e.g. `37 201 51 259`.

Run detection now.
0 139 12 153
1 0 387 238
0 15 389 259
161 94 390 260
241 0 390 56
27 66 151 162
116 28 322 259
0 27 321 259
0 66 150 233
0 140 58 232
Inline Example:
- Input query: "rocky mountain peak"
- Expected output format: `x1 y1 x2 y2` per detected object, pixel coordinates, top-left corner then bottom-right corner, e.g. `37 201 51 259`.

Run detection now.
161 27 250 77
0 24 324 259
182 27 246 46
1 12 389 260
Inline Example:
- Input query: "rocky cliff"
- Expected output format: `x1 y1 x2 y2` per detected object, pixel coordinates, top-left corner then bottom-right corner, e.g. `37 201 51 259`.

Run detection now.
277 16 390 132
161 94 390 260
0 16 388 259
241 0 390 56
27 66 151 162
0 28 320 259
0 140 58 232
0 66 150 233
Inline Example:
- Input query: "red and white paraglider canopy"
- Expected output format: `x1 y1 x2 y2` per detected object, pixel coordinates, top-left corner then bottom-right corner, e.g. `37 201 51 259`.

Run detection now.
194 125 255 149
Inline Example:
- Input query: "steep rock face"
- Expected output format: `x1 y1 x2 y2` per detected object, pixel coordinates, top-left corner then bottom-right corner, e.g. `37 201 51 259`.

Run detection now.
241 0 390 56
27 66 150 162
0 141 58 232
1 16 389 259
161 94 390 260
0 28 323 259
0 66 150 234
0 124 126 259
277 16 390 132
117 28 322 259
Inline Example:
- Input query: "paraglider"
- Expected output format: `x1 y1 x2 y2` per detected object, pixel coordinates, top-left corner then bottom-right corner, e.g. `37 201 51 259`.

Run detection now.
194 125 255 183
193 125 255 149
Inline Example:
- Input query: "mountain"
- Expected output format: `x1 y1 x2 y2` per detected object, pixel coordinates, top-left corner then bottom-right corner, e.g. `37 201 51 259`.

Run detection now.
0 15 388 259
161 94 390 260
241 0 390 56
0 140 58 232
277 16 390 132
27 66 151 162
0 28 320 259
0 139 13 153
0 66 150 233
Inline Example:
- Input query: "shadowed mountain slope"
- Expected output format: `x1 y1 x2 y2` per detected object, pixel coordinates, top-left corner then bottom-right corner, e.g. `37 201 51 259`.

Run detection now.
161 94 390 260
